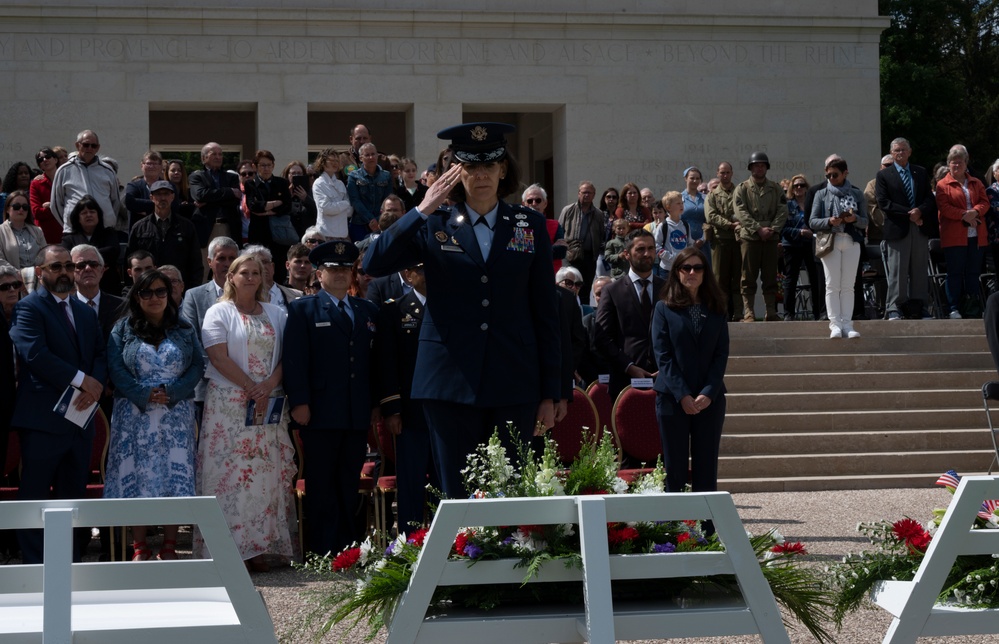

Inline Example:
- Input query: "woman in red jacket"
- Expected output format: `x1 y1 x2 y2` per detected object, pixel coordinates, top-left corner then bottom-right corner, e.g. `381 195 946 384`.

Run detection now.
936 145 990 318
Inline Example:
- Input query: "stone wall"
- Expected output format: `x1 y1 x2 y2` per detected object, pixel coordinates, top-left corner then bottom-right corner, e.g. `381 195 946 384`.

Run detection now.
0 1 889 207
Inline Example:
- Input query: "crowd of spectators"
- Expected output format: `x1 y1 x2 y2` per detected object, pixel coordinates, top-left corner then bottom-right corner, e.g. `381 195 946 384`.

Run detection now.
1 124 996 564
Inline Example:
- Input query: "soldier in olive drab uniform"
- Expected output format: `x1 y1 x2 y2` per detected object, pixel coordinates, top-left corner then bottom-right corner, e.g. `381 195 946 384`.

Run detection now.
705 161 742 321
732 152 788 322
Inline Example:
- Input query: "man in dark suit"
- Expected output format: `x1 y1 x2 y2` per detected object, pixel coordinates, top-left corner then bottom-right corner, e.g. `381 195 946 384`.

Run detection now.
594 228 665 400
363 122 561 501
875 137 938 319
10 245 108 563
189 142 243 250
70 244 123 344
127 181 203 289
284 240 379 556
375 263 438 531
366 271 410 307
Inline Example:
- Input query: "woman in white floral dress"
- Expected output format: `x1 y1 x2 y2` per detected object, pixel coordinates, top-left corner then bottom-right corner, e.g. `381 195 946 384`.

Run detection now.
195 254 296 571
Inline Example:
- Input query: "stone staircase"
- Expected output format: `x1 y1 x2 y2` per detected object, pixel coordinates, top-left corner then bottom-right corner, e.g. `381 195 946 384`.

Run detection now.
719 319 998 492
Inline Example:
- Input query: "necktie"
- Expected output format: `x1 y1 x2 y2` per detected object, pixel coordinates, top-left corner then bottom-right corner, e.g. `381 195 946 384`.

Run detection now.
474 216 492 230
338 299 353 325
900 167 915 208
87 299 96 310
639 278 652 320
59 301 78 342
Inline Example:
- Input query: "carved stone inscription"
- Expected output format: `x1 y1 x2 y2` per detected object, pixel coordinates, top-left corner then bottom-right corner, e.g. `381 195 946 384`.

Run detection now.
0 35 872 68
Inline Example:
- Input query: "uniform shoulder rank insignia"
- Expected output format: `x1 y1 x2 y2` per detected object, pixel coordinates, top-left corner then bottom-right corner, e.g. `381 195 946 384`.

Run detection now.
435 231 448 242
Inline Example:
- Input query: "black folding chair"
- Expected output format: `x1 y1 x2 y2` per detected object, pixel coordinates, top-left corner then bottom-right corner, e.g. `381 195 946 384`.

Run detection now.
983 381 999 474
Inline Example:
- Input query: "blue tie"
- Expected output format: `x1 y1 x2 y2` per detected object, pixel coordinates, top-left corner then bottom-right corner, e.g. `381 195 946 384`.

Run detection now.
900 167 915 208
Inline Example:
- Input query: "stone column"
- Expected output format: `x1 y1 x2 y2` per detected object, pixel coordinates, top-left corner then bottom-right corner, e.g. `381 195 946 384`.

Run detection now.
256 101 309 167
408 103 462 170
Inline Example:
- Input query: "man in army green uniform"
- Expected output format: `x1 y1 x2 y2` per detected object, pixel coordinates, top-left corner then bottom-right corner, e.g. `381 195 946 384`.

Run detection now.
705 161 741 321
732 152 788 322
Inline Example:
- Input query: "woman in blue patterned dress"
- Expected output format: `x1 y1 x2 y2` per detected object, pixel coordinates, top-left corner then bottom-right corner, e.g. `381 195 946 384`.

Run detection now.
105 269 205 561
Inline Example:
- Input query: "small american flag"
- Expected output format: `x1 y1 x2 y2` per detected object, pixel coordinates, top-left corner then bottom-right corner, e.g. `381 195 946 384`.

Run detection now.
979 499 999 522
935 470 961 491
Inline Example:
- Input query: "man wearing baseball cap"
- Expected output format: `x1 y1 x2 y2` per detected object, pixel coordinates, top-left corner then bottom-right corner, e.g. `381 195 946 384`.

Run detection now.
126 180 203 288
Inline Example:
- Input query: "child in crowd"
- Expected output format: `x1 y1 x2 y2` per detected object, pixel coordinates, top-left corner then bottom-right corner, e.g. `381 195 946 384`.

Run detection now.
603 217 631 278
654 190 691 277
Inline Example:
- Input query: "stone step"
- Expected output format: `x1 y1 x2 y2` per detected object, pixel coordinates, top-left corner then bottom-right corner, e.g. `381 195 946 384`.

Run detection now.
716 449 994 479
726 370 992 393
723 408 983 432
728 352 994 374
718 471 990 493
727 318 985 339
719 429 992 456
725 389 978 413
729 335 987 356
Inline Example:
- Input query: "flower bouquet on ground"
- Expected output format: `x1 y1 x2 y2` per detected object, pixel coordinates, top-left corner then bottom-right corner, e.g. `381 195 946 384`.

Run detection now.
288 428 834 643
830 470 999 626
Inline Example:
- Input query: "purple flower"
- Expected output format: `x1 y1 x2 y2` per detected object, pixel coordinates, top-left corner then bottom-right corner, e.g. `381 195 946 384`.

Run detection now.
653 543 676 553
464 543 484 559
501 536 515 546
384 544 396 557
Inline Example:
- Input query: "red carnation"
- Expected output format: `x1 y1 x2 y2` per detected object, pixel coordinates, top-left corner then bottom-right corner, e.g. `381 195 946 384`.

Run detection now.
332 547 361 571
892 518 925 541
519 525 545 537
771 541 808 556
907 531 931 553
676 533 692 545
453 530 473 556
407 528 428 547
607 526 640 545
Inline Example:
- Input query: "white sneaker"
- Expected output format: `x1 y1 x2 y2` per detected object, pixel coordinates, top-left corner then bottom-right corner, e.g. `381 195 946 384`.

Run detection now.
949 310 962 319
846 329 861 339
829 326 842 339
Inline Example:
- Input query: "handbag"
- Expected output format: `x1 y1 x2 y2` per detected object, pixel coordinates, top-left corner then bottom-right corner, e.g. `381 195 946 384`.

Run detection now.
814 231 834 258
269 214 300 246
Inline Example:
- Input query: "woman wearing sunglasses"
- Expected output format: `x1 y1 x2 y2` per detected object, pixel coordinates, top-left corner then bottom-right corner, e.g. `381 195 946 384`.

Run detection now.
780 175 823 321
810 157 868 338
0 263 24 322
0 190 47 271
651 247 729 505
105 269 205 561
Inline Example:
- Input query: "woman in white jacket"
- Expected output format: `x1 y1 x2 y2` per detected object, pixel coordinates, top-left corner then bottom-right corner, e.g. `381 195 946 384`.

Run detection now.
311 147 353 240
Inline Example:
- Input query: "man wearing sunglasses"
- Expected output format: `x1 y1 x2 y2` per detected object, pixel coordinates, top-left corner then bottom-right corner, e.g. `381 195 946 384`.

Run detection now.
50 130 124 234
9 245 108 563
71 244 124 346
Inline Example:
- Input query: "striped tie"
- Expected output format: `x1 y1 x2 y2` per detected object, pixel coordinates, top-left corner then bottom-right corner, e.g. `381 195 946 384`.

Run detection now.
900 167 915 208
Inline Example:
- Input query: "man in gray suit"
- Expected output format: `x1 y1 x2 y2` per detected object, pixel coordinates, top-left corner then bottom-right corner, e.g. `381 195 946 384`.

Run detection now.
180 236 238 420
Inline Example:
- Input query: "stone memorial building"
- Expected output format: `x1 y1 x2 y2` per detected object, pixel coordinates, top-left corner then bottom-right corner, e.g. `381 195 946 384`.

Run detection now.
0 0 889 205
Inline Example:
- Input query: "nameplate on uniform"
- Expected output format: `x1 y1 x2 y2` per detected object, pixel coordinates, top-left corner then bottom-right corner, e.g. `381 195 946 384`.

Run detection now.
597 374 610 384
630 377 654 389
316 321 331 327
441 244 465 253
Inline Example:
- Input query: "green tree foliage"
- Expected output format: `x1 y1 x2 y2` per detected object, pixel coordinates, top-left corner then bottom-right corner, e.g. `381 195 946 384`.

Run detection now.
880 0 999 169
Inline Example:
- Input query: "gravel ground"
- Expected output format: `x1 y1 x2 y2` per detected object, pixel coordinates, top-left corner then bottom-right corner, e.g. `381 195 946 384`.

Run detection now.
257 486 999 644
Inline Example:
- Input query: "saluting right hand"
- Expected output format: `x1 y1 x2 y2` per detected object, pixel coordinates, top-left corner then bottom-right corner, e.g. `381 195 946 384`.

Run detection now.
417 163 462 214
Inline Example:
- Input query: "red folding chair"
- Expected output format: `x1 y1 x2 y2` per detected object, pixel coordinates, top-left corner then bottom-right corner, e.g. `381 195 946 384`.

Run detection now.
372 420 398 545
610 385 662 482
550 387 600 465
585 381 613 435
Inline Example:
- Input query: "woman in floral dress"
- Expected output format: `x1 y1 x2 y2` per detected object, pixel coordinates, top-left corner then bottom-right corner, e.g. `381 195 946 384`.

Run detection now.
195 254 295 571
105 269 205 560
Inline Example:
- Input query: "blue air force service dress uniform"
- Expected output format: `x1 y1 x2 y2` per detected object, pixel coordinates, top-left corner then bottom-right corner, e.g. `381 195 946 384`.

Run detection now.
363 123 561 499
283 240 379 556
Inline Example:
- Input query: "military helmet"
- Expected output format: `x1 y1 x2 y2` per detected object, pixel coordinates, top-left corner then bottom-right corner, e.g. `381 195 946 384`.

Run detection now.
747 151 770 169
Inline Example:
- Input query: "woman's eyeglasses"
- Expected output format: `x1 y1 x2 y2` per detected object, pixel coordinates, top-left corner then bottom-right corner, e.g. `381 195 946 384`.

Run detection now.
678 264 705 274
138 287 169 300
561 279 583 289
0 281 23 292
304 238 323 245
793 184 807 190
7 203 29 212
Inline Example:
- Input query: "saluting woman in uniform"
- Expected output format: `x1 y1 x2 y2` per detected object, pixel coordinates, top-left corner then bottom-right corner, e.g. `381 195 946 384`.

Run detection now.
364 123 561 499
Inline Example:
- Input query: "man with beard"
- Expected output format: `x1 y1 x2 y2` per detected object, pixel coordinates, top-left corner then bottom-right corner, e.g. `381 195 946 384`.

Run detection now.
9 245 108 563
594 229 665 399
